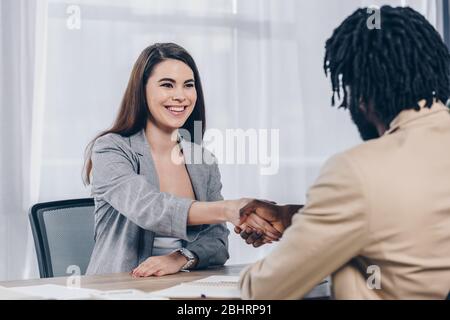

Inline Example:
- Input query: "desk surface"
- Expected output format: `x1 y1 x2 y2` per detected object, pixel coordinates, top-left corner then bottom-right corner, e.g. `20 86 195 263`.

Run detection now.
0 265 331 299
0 265 245 294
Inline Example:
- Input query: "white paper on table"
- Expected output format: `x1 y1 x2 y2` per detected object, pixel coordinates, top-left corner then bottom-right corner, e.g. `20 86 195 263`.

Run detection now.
9 284 100 300
0 286 42 300
152 275 330 299
152 276 241 299
90 289 168 300
9 284 167 300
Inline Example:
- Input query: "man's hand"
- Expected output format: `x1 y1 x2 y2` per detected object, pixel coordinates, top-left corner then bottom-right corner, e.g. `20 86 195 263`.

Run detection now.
225 198 283 241
240 200 303 232
237 200 304 247
131 251 189 277
234 225 274 248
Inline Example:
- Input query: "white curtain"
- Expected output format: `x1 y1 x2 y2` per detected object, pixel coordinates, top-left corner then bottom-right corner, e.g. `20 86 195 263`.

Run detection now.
0 0 48 280
0 0 440 281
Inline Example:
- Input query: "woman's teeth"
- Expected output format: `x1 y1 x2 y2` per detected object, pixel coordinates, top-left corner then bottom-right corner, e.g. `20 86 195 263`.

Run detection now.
166 106 187 115
168 106 185 112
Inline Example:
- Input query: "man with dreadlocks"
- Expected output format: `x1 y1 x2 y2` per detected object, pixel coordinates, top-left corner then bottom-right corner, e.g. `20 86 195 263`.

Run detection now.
237 6 450 299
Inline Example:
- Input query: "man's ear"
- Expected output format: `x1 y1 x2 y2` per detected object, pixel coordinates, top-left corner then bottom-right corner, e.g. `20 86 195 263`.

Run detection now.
358 99 369 113
359 100 377 119
361 101 388 135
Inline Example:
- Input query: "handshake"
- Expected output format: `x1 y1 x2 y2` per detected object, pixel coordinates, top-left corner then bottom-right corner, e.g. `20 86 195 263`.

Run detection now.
228 199 304 248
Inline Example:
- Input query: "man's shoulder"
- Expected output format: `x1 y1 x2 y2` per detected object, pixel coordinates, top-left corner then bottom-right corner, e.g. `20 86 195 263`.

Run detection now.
341 134 395 164
320 135 396 181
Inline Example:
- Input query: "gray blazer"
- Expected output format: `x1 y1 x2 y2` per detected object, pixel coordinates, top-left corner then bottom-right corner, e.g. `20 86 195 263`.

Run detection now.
86 130 230 275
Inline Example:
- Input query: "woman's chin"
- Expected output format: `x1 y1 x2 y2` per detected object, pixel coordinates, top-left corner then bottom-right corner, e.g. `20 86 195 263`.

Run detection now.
150 113 191 132
162 115 191 128
159 119 188 132
172 119 189 129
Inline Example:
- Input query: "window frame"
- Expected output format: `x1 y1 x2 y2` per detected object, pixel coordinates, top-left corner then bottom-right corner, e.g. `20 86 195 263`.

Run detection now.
444 0 450 48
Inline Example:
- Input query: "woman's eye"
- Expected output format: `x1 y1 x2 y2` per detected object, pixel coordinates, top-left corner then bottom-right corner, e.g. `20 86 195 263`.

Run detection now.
185 83 195 88
161 83 173 88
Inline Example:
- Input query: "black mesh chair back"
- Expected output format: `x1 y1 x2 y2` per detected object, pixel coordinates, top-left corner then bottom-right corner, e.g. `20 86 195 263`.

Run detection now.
29 198 95 278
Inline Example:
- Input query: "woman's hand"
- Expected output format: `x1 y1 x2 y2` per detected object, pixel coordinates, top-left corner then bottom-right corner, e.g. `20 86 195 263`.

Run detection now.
235 201 304 247
223 198 253 226
225 198 283 242
131 251 187 277
240 201 304 233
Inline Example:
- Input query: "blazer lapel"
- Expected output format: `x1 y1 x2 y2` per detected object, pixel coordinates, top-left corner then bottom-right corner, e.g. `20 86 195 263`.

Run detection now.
180 139 207 201
129 130 160 189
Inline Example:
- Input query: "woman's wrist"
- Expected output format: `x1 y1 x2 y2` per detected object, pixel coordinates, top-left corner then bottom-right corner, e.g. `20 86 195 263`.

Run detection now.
188 201 233 225
222 199 246 225
170 251 189 268
170 249 199 270
221 200 234 223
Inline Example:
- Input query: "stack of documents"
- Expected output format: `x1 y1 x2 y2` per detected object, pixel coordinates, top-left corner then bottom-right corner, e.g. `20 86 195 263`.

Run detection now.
152 276 241 299
152 276 330 299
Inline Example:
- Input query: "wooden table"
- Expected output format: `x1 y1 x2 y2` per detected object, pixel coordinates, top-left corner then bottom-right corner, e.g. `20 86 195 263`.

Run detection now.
0 265 245 296
0 264 330 300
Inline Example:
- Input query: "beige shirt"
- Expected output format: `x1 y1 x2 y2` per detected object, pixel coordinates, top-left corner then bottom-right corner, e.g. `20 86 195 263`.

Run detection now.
239 101 450 300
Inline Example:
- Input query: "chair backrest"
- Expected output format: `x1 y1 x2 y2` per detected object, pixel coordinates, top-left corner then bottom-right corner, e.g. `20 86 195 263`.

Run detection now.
29 198 95 278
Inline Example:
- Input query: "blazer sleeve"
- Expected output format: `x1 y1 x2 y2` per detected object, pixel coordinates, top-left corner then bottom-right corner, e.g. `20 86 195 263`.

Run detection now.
239 153 370 299
91 134 197 241
185 159 230 269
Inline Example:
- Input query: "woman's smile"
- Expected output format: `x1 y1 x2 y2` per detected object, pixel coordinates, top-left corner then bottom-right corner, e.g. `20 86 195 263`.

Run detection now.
164 105 189 117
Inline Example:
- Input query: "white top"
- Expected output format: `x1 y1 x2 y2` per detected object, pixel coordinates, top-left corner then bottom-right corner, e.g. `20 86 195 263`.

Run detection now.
152 235 182 256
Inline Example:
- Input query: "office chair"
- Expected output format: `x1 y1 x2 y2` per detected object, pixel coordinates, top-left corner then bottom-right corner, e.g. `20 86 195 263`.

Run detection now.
29 198 95 278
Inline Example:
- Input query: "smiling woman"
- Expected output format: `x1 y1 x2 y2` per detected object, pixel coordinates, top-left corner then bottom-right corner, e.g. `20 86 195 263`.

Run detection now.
147 59 197 133
81 43 280 277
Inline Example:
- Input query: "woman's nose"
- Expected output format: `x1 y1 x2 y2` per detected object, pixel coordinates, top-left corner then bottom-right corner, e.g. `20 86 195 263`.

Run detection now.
172 89 186 102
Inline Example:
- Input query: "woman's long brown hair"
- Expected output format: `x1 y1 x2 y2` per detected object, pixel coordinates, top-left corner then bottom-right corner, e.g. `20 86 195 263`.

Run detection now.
82 43 206 185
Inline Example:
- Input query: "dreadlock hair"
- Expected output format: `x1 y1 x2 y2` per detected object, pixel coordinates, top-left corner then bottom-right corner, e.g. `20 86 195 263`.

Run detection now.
324 5 450 127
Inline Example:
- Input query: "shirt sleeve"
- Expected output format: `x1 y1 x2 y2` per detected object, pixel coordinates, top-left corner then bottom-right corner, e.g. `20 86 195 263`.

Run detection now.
91 134 197 241
185 159 230 269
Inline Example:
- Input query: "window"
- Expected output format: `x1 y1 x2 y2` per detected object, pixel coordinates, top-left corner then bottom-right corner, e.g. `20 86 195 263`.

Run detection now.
443 0 450 48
